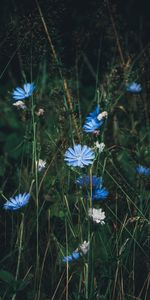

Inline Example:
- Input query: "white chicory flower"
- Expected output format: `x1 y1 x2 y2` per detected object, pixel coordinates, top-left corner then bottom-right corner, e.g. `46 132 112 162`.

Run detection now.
95 141 105 153
88 208 106 224
13 101 27 110
97 111 108 121
36 159 46 171
79 241 90 255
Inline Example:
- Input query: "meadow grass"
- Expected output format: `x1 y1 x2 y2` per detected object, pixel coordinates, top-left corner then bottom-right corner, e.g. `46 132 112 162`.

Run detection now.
0 3 150 300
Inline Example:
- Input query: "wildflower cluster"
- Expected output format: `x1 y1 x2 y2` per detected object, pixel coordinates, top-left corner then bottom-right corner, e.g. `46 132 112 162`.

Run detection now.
5 80 148 271
3 82 46 211
63 105 109 262
1 73 149 300
63 81 147 263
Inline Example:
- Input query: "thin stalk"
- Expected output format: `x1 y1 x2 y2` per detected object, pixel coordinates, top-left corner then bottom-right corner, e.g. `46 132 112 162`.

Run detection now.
65 218 69 300
35 0 80 141
12 213 24 300
84 263 89 299
30 67 39 295
106 0 125 67
37 238 51 300
51 271 66 300
84 168 93 299
32 103 39 296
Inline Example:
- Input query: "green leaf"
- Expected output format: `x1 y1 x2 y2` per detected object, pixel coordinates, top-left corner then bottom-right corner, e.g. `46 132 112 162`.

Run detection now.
0 269 15 284
16 274 33 291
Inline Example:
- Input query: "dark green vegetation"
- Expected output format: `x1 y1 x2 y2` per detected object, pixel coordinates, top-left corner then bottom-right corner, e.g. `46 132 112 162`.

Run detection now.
0 0 150 299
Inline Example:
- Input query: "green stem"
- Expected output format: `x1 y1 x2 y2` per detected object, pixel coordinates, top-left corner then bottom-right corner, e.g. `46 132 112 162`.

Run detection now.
31 93 39 296
12 213 24 300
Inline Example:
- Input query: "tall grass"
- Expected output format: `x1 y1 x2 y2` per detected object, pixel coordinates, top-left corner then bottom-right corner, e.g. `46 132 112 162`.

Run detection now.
0 2 150 300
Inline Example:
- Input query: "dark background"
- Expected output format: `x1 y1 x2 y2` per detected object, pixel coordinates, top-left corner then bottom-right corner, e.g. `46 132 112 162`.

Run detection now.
0 0 150 84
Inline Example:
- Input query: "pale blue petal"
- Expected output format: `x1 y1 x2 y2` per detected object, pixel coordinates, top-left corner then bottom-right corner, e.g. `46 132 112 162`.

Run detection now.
24 83 31 94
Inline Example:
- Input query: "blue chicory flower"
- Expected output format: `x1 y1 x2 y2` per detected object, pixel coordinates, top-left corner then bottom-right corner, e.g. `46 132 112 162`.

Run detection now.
63 251 80 263
12 83 36 101
83 106 107 133
64 144 95 168
4 193 31 210
126 82 142 93
76 175 102 188
136 165 150 176
83 118 103 133
86 106 101 121
63 241 89 263
92 187 109 200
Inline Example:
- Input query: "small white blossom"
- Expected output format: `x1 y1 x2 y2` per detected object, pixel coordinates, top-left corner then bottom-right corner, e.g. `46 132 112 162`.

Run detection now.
97 111 108 121
36 159 46 171
95 141 105 153
79 241 90 255
36 108 45 116
88 208 106 224
13 101 27 110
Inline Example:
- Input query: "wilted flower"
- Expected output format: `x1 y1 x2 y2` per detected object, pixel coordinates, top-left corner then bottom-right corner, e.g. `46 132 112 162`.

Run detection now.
12 83 36 101
126 82 142 93
36 159 46 171
88 208 106 224
79 241 90 255
94 141 105 153
93 130 100 136
76 175 102 188
4 193 31 210
64 144 95 168
92 187 109 200
136 165 150 176
36 108 45 116
12 100 27 110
